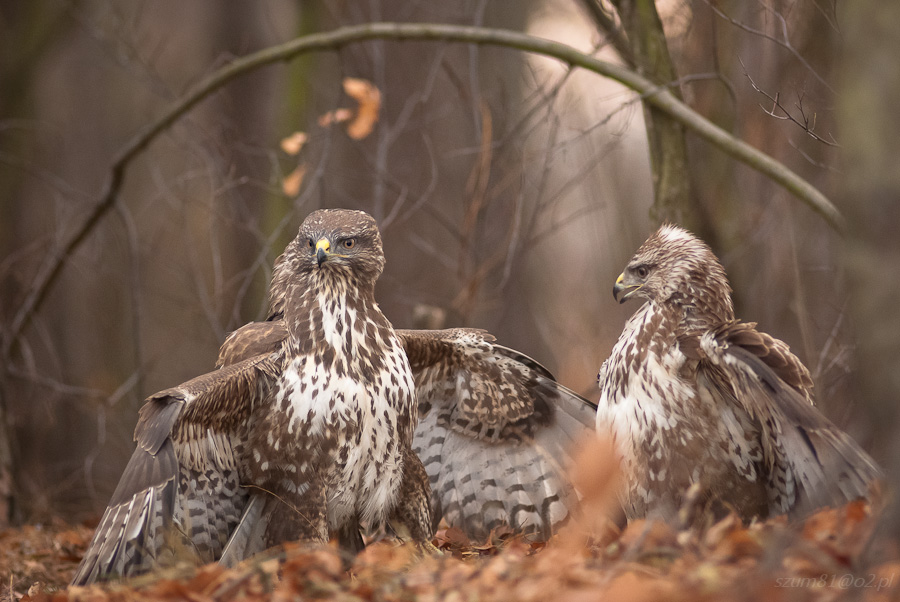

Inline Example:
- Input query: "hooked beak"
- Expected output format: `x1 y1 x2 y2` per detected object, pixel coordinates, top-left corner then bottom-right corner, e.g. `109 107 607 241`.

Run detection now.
315 238 330 267
612 272 642 304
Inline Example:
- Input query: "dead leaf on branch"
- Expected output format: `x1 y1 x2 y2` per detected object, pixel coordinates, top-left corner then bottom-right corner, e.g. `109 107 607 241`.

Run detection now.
342 77 380 140
281 165 306 197
315 78 381 139
317 107 354 128
278 77 380 197
279 131 308 155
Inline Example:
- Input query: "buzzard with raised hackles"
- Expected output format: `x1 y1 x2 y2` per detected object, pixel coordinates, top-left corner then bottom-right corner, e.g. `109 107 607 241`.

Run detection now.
73 209 596 584
597 224 881 523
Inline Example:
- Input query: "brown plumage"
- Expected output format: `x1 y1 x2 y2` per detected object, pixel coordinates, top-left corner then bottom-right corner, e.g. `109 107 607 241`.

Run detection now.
596 224 881 523
74 209 597 584
219 325 597 543
74 209 429 583
71 354 279 584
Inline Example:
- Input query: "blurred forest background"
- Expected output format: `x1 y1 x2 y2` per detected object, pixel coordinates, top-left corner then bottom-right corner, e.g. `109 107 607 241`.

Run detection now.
0 0 897 532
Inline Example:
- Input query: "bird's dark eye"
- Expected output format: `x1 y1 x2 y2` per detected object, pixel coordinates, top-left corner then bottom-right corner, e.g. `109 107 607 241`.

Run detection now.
307 238 315 248
636 265 649 278
342 238 355 249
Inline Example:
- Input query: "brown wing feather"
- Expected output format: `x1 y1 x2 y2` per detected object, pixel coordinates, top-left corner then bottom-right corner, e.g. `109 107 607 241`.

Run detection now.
695 324 881 517
400 328 597 540
217 321 286 368
214 322 598 541
713 321 814 402
72 355 278 585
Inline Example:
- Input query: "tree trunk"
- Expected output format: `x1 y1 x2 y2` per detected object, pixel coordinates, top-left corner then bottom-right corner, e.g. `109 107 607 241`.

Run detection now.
607 0 704 235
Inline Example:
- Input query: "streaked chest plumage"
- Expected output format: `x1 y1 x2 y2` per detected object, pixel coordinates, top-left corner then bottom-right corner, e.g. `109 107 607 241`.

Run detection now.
258 280 416 526
596 302 764 520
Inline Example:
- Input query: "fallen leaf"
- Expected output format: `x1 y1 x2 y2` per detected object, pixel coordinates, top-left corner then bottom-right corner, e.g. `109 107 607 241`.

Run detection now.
618 519 678 552
603 570 682 602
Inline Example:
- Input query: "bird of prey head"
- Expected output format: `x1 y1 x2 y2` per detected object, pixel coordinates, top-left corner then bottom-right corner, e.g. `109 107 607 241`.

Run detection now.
613 224 734 324
268 209 386 320
300 209 385 276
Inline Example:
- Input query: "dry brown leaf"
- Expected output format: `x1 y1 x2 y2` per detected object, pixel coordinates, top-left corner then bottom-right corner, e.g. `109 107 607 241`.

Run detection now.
802 500 875 564
618 519 678 551
603 570 682 602
282 164 306 197
703 513 762 561
279 131 308 155
436 527 471 550
568 435 620 505
803 506 841 544
342 77 380 139
711 528 763 562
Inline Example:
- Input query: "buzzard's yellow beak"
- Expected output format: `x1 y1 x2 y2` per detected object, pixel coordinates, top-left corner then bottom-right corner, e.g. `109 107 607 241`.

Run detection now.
316 238 330 267
613 272 642 303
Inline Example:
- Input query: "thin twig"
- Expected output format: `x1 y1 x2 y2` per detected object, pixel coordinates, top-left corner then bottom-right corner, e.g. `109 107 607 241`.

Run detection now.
742 63 840 147
699 0 834 92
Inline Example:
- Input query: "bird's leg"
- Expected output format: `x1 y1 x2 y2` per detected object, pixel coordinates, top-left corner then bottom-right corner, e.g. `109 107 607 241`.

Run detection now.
262 474 329 549
388 518 442 555
388 447 441 554
336 519 367 569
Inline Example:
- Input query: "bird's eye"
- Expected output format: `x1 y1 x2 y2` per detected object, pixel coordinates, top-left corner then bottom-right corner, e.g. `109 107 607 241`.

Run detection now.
342 238 355 249
636 265 649 278
307 238 315 248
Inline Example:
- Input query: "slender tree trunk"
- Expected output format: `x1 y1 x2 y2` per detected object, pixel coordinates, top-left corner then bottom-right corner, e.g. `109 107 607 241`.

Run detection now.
607 0 705 236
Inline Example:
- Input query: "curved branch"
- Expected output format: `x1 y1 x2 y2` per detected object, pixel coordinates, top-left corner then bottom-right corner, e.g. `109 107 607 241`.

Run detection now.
2 21 845 360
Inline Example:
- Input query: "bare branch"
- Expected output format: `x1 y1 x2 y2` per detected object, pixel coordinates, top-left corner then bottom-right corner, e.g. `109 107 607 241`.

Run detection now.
742 64 841 147
576 0 635 68
3 21 846 363
699 0 834 93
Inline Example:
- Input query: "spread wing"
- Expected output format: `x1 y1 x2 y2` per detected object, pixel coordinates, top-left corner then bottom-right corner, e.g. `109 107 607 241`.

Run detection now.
72 354 279 585
216 322 598 541
398 328 597 541
682 321 881 517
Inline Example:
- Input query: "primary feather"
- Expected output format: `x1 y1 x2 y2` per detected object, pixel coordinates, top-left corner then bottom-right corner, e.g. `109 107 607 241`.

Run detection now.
71 354 277 584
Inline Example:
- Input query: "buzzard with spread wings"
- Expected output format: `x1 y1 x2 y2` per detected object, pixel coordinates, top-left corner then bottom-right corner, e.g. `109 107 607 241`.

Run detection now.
73 209 596 584
596 224 881 523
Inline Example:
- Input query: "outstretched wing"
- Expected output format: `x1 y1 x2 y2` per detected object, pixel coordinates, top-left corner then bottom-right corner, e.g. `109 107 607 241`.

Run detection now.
399 328 597 541
216 322 598 541
72 354 279 585
684 321 881 517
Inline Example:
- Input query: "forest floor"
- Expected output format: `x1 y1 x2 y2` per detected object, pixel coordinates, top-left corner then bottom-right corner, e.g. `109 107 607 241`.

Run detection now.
1 499 897 602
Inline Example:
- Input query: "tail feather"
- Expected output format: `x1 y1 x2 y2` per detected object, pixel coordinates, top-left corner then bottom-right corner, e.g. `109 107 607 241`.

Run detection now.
780 418 881 517
71 481 173 585
219 493 269 567
415 413 580 541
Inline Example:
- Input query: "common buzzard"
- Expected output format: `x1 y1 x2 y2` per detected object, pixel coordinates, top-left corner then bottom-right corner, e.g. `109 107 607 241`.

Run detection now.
596 224 881 523
73 209 596 584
